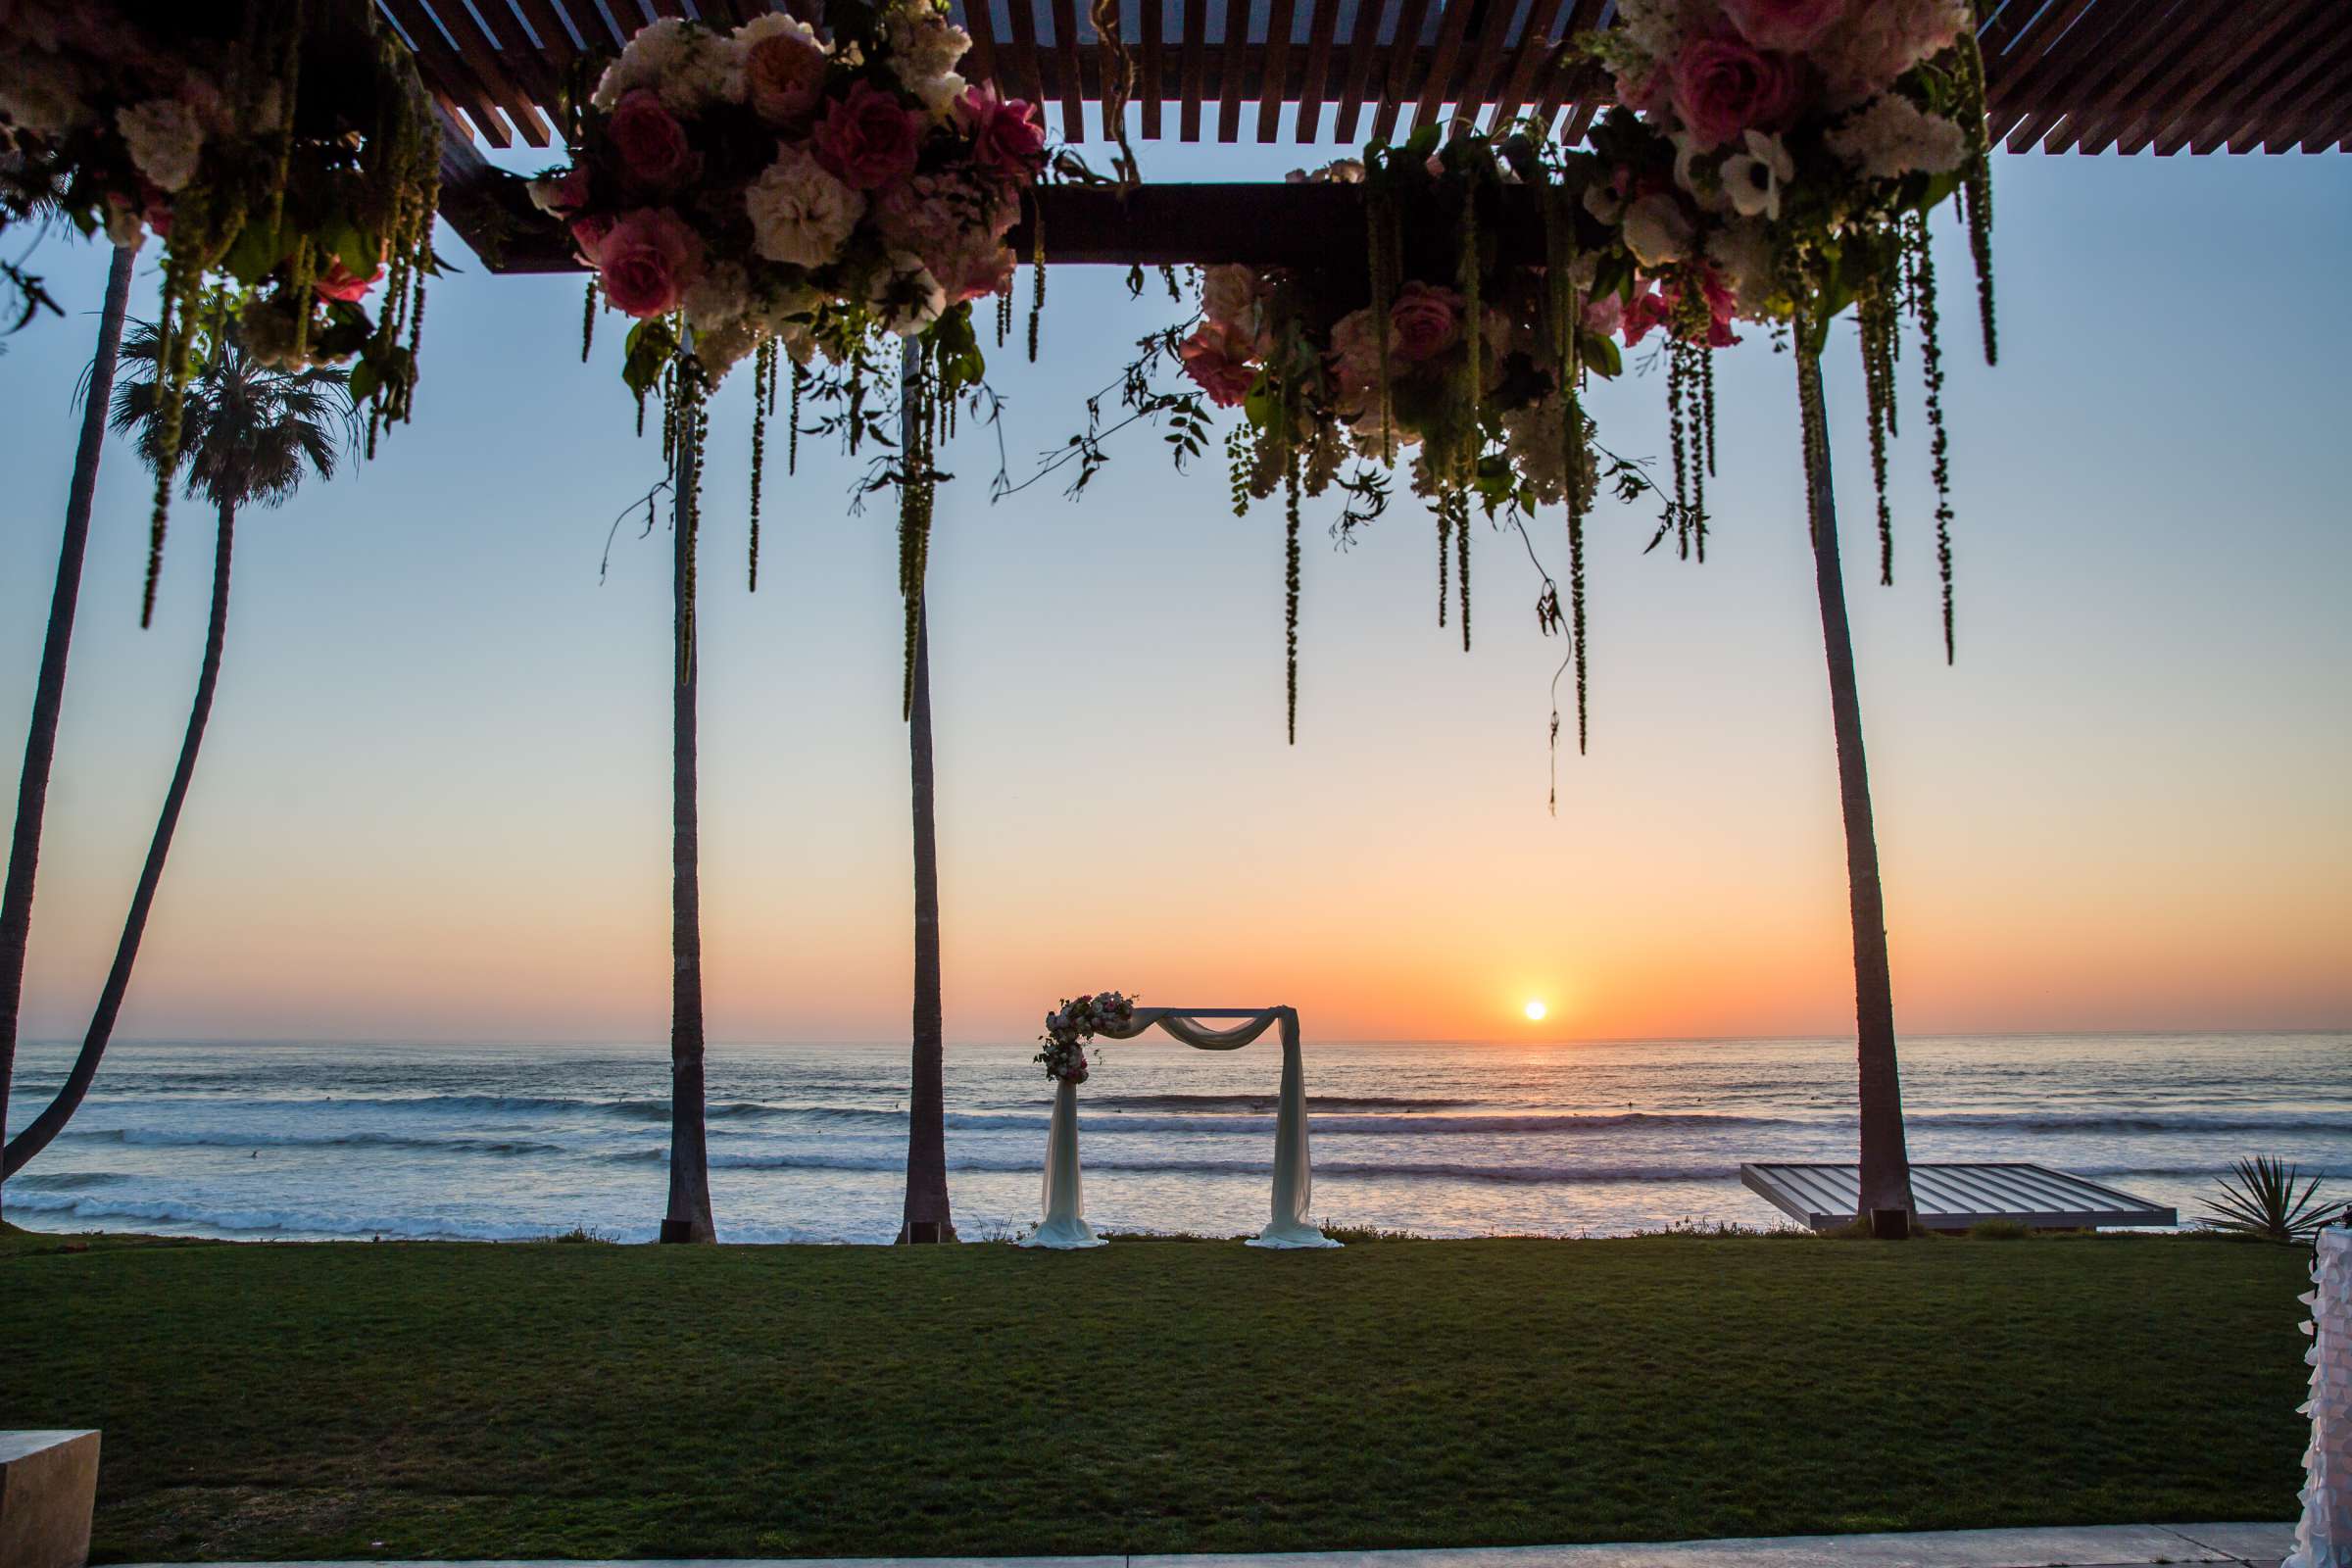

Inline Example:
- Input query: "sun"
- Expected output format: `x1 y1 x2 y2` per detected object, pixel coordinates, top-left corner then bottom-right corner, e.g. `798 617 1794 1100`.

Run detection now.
1523 1000 1547 1021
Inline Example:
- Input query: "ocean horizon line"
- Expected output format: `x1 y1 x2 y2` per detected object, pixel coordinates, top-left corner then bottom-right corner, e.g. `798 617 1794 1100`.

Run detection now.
15 1025 2348 1053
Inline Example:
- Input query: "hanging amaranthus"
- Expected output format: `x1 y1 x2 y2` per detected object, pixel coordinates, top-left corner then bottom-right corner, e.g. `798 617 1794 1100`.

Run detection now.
0 0 448 624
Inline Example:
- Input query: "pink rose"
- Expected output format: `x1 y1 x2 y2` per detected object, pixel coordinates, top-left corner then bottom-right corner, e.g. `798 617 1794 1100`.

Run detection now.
595 208 703 319
315 257 383 304
746 25 828 127
1178 319 1259 408
874 176 1015 303
1388 281 1463 364
815 80 922 192
1720 0 1846 51
957 86 1047 183
1670 36 1803 150
608 89 697 189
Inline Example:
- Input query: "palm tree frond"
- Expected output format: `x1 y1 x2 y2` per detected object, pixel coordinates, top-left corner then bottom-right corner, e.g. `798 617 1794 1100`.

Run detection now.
112 315 353 514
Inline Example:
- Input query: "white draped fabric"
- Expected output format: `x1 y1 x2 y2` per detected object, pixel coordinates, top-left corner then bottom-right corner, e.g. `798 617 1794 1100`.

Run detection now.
2290 1226 2352 1568
1019 1005 1340 1250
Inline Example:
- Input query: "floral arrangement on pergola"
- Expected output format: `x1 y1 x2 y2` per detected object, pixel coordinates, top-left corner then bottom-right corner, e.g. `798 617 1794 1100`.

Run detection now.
0 0 442 622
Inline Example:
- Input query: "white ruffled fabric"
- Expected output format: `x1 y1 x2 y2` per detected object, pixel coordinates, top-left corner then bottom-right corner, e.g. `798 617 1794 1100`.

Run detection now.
1019 1006 1340 1250
2290 1226 2352 1568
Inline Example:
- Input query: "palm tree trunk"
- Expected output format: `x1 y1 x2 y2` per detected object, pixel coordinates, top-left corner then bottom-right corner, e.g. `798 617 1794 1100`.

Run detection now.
899 599 955 1242
1796 351 1916 1232
662 481 715 1244
0 243 136 1220
6 496 236 1183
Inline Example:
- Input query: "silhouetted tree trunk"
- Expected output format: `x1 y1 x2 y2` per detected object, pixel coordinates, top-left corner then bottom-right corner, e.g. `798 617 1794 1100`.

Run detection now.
662 482 716 1243
899 600 955 1242
1797 351 1916 1229
0 243 136 1221
6 498 236 1182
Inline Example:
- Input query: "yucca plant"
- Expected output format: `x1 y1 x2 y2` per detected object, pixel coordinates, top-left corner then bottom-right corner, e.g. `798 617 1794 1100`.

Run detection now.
2201 1156 2346 1243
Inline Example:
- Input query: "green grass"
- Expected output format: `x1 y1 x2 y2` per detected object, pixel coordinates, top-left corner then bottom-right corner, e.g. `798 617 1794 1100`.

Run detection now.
0 1226 2312 1561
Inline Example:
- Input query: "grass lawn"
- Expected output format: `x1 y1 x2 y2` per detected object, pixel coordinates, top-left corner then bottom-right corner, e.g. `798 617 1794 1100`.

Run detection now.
0 1226 2313 1561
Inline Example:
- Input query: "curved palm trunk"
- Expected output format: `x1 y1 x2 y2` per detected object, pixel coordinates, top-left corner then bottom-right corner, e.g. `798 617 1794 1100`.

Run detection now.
899 600 955 1242
5 497 237 1182
662 483 716 1244
1797 352 1916 1231
0 243 137 1219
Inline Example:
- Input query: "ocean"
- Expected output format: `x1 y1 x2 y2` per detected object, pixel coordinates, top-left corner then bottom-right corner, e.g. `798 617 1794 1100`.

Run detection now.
3 1032 2345 1244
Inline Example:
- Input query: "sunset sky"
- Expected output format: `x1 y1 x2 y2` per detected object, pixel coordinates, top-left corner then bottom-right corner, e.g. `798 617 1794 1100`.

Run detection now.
0 133 2345 1048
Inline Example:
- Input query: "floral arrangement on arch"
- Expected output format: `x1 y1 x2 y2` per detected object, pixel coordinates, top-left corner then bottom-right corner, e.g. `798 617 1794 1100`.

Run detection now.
1036 992 1137 1084
0 0 441 623
1591 0 1997 657
534 0 1049 704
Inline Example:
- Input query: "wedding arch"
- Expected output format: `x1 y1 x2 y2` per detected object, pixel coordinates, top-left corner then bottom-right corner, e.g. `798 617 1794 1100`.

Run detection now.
1024 1004 1338 1251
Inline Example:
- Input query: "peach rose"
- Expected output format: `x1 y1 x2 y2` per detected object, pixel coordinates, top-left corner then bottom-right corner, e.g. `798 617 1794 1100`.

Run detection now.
1178 319 1259 408
1389 281 1464 364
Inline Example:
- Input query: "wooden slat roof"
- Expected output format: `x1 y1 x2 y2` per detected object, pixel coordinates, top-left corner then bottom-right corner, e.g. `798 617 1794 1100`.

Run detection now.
383 0 2350 156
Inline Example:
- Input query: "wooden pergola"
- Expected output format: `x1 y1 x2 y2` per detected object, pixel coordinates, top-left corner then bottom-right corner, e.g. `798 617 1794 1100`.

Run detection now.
386 0 2351 272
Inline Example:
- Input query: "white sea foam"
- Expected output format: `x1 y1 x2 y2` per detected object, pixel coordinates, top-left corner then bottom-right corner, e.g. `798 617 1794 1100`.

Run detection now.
6 1033 2344 1244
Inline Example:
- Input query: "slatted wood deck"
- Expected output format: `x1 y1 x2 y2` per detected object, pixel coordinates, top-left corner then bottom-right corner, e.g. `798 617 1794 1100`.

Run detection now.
1740 1161 2180 1232
379 0 2351 158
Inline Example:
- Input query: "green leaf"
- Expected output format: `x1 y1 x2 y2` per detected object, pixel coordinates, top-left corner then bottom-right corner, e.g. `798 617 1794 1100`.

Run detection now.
1581 331 1623 379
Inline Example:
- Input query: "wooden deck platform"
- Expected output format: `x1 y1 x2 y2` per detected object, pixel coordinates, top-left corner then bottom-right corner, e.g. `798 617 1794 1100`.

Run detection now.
1740 1162 2180 1233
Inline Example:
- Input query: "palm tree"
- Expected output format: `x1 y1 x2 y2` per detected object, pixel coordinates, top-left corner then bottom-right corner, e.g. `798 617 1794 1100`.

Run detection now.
663 471 716 1244
899 599 954 1242
0 242 138 1224
2 313 351 1184
1795 353 1915 1232
897 341 953 1243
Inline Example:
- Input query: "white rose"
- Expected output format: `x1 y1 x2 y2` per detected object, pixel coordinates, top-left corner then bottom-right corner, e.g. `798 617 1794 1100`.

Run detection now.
117 97 204 193
745 146 865 269
1622 192 1693 268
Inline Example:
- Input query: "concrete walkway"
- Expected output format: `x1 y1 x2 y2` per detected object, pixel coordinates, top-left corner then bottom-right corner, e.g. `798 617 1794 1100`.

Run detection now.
151 1521 2299 1568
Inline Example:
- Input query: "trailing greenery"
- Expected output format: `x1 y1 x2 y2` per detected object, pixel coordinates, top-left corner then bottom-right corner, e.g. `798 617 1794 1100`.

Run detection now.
0 1228 2308 1560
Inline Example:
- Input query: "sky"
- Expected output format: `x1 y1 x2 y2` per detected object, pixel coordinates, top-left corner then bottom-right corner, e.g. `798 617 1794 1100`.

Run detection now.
0 127 2346 1049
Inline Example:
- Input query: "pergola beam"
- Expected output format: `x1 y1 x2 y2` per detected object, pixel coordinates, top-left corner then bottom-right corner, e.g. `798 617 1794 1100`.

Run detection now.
431 149 1560 275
